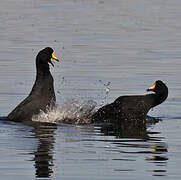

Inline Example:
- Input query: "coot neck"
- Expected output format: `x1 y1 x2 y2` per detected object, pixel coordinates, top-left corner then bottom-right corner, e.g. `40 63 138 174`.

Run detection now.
36 57 50 76
29 63 53 96
36 66 51 78
154 89 168 107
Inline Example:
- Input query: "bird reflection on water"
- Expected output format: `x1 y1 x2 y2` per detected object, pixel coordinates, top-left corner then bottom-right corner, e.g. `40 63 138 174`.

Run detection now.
26 122 57 178
26 114 168 178
0 113 168 178
94 116 168 177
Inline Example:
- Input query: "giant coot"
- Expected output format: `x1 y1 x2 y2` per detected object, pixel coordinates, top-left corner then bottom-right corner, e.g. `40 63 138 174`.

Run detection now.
6 47 59 122
92 80 168 122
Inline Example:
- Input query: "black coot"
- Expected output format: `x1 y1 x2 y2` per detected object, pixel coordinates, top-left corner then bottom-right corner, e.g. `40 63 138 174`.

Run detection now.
6 47 59 122
92 80 168 122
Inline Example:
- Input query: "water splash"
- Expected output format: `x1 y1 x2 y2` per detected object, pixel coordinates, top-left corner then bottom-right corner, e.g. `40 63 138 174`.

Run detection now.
32 78 112 124
98 80 111 105
32 99 97 124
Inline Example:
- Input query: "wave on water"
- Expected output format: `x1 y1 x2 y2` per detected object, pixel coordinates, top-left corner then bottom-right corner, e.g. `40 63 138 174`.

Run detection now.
32 99 97 124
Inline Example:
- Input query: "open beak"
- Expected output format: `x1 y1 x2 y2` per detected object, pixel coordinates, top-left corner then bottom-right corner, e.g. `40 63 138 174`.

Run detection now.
50 52 59 67
147 82 156 92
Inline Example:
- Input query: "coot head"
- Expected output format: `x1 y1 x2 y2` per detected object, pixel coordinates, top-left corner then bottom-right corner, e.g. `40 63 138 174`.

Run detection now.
36 47 59 70
147 80 168 95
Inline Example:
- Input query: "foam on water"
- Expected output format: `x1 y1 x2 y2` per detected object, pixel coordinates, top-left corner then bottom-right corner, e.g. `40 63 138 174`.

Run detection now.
32 99 97 124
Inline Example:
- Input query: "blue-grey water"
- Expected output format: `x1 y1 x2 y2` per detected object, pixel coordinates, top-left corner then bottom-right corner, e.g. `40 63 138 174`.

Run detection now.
0 0 181 179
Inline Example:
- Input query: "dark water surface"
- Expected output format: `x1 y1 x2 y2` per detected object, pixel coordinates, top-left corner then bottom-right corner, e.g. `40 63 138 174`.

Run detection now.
0 0 181 179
